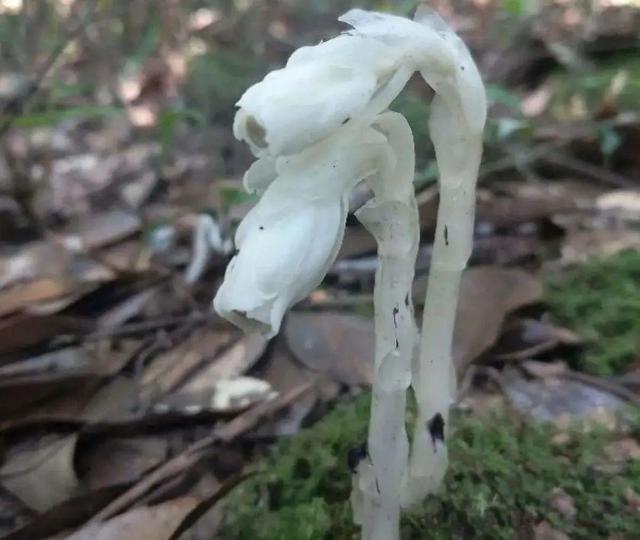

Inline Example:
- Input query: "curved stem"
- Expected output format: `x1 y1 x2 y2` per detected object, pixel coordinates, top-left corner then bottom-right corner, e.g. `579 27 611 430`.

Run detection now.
352 113 419 540
404 97 483 506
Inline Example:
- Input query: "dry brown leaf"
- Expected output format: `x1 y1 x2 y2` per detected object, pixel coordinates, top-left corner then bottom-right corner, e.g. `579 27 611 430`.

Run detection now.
0 313 91 357
189 333 268 383
67 496 199 540
0 341 138 420
0 484 132 540
0 242 70 290
61 210 141 251
285 312 374 387
0 278 74 318
258 342 339 435
139 329 236 406
0 435 79 512
77 437 168 490
449 267 543 373
495 319 580 362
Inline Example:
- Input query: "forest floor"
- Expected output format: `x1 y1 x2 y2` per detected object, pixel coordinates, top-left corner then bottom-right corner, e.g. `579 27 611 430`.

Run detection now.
0 1 639 539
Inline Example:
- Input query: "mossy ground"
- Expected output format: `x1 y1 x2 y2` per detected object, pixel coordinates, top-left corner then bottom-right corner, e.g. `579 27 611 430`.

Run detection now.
221 251 640 539
221 396 640 540
545 250 640 376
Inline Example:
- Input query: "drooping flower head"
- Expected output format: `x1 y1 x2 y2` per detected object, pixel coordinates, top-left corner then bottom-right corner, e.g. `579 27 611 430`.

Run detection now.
214 7 486 338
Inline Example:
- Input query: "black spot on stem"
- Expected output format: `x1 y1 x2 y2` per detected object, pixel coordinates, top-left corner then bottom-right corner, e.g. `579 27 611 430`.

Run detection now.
347 441 368 474
392 306 399 328
444 225 449 246
427 413 445 452
259 226 264 230
404 293 410 307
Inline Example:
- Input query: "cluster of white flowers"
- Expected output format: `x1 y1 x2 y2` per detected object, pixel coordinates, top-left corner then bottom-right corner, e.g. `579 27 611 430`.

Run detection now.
213 7 486 540
214 7 485 336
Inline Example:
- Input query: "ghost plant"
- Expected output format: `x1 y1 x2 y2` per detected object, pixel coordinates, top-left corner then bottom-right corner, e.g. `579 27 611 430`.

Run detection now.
213 6 486 540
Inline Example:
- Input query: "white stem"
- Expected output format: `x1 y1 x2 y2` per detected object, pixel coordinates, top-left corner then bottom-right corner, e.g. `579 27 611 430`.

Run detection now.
352 113 419 540
404 97 483 506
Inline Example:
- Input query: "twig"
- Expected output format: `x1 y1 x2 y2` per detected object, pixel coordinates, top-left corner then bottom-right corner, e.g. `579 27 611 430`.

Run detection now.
84 312 222 341
541 153 635 189
560 370 640 407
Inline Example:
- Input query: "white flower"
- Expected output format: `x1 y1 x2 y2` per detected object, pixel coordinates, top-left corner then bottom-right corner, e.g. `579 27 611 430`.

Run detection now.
233 8 485 162
233 34 409 157
215 7 487 338
213 127 390 337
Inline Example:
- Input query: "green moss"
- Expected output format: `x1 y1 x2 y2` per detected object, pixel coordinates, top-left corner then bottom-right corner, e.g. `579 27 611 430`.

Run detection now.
545 250 640 376
221 395 640 539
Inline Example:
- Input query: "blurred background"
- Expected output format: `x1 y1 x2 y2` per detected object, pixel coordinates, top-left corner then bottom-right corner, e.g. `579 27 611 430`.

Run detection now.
0 1 639 539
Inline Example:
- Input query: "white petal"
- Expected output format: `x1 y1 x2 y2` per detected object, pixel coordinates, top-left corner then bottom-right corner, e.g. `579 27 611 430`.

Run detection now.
339 9 454 74
340 8 486 134
213 197 345 337
243 157 277 195
237 63 377 156
214 127 392 338
234 34 404 156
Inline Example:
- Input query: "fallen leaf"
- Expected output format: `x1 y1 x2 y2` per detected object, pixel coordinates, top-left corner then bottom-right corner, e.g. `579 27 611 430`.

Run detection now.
502 366 626 423
494 319 580 362
96 288 159 329
0 435 79 512
0 314 91 357
1 483 133 540
167 473 252 540
61 210 141 251
139 329 236 406
0 242 70 290
77 437 168 490
0 341 137 419
67 496 199 540
444 267 543 373
189 333 268 383
0 278 73 318
284 312 374 386
258 342 338 436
